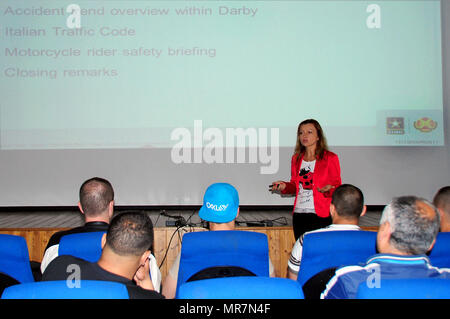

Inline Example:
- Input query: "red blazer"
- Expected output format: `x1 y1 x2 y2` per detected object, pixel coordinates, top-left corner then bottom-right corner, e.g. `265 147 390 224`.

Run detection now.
282 150 341 218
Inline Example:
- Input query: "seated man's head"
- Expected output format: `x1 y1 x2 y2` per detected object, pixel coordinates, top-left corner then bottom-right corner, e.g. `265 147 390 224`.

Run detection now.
330 184 366 223
102 211 154 262
377 196 440 255
199 183 239 230
79 177 114 222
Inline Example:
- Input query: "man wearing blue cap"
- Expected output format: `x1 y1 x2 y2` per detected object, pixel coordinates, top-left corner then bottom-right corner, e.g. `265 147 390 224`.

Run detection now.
198 182 241 227
161 183 274 299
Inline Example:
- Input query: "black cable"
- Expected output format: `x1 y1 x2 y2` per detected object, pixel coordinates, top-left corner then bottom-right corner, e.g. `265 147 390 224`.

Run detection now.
185 210 196 225
158 224 184 269
161 210 185 220
158 215 208 269
235 216 288 227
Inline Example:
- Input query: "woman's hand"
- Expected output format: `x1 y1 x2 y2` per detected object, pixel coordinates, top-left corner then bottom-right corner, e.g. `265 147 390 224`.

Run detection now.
271 181 286 192
317 184 335 193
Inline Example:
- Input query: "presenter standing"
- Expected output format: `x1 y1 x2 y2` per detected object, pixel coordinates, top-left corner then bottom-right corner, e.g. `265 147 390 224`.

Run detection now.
271 119 341 240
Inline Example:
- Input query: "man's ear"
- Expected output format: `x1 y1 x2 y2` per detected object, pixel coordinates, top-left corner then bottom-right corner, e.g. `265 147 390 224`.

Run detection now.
108 200 114 219
360 205 367 217
427 237 436 253
437 207 445 224
377 221 391 248
101 233 107 249
236 207 240 219
78 202 84 215
329 203 336 217
140 250 151 266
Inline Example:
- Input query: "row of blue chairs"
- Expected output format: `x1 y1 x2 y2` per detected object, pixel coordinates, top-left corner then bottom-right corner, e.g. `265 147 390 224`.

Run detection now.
1 231 450 299
3 274 450 299
175 230 450 299
1 277 304 299
3 274 449 299
0 232 105 284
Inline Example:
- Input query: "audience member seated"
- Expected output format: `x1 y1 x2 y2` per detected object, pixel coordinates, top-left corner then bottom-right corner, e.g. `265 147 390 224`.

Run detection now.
287 184 366 281
42 212 164 299
162 183 275 299
40 177 114 273
321 196 450 299
433 186 450 232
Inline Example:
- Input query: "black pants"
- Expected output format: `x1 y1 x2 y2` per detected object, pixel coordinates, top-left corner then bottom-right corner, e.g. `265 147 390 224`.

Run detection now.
292 213 332 240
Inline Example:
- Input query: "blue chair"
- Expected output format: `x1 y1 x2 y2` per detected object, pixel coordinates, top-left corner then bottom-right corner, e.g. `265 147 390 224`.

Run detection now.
1 280 129 299
177 276 304 299
176 231 270 294
59 231 106 262
357 278 450 299
0 234 35 283
298 231 377 287
428 232 450 268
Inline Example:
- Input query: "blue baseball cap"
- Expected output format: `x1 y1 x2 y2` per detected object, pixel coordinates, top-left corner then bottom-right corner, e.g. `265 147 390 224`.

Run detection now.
199 183 239 223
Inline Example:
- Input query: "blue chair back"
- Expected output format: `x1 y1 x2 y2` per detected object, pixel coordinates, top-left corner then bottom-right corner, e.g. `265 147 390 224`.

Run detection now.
0 234 35 283
1 280 129 299
59 231 106 262
428 232 450 268
298 230 377 286
177 276 304 299
357 278 450 299
176 231 269 294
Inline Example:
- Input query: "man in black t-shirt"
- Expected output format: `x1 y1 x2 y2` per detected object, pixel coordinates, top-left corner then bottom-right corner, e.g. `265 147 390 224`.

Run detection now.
41 177 115 273
42 212 164 299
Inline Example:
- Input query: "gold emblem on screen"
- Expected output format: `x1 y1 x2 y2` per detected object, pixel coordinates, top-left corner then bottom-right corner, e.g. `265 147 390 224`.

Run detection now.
413 117 437 133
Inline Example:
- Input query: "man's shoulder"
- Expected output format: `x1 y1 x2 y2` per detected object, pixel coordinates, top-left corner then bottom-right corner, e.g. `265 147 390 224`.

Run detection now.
304 224 360 237
45 222 109 248
45 226 89 247
48 254 88 266
42 255 89 280
321 263 372 299
294 226 337 248
46 228 81 248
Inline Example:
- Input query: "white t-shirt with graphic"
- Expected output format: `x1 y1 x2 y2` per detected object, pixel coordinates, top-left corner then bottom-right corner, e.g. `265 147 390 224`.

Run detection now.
294 160 316 214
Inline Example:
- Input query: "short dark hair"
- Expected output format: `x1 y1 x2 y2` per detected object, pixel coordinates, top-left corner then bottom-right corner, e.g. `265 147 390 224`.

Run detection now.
79 177 114 217
331 184 364 219
433 186 450 216
105 212 154 256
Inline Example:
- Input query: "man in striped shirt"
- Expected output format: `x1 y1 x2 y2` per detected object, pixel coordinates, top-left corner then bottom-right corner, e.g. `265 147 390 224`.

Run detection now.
321 195 450 299
287 184 366 281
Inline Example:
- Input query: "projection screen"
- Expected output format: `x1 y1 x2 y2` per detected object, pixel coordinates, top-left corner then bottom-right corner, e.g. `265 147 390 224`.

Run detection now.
0 0 448 207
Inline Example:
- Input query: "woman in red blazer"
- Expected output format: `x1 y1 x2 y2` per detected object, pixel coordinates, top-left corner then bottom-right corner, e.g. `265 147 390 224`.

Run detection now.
271 119 341 240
